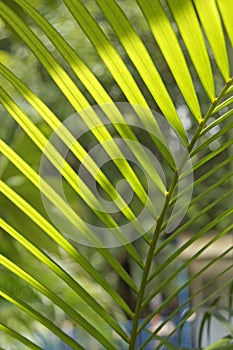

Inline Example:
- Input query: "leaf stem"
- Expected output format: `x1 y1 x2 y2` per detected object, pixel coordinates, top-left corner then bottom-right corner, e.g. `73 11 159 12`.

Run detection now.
129 171 178 349
188 77 233 152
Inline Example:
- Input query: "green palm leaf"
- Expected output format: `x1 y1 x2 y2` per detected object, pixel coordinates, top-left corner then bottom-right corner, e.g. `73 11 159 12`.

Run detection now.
0 0 232 349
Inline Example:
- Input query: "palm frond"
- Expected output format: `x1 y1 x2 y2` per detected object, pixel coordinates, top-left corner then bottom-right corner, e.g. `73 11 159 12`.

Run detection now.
0 0 232 349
